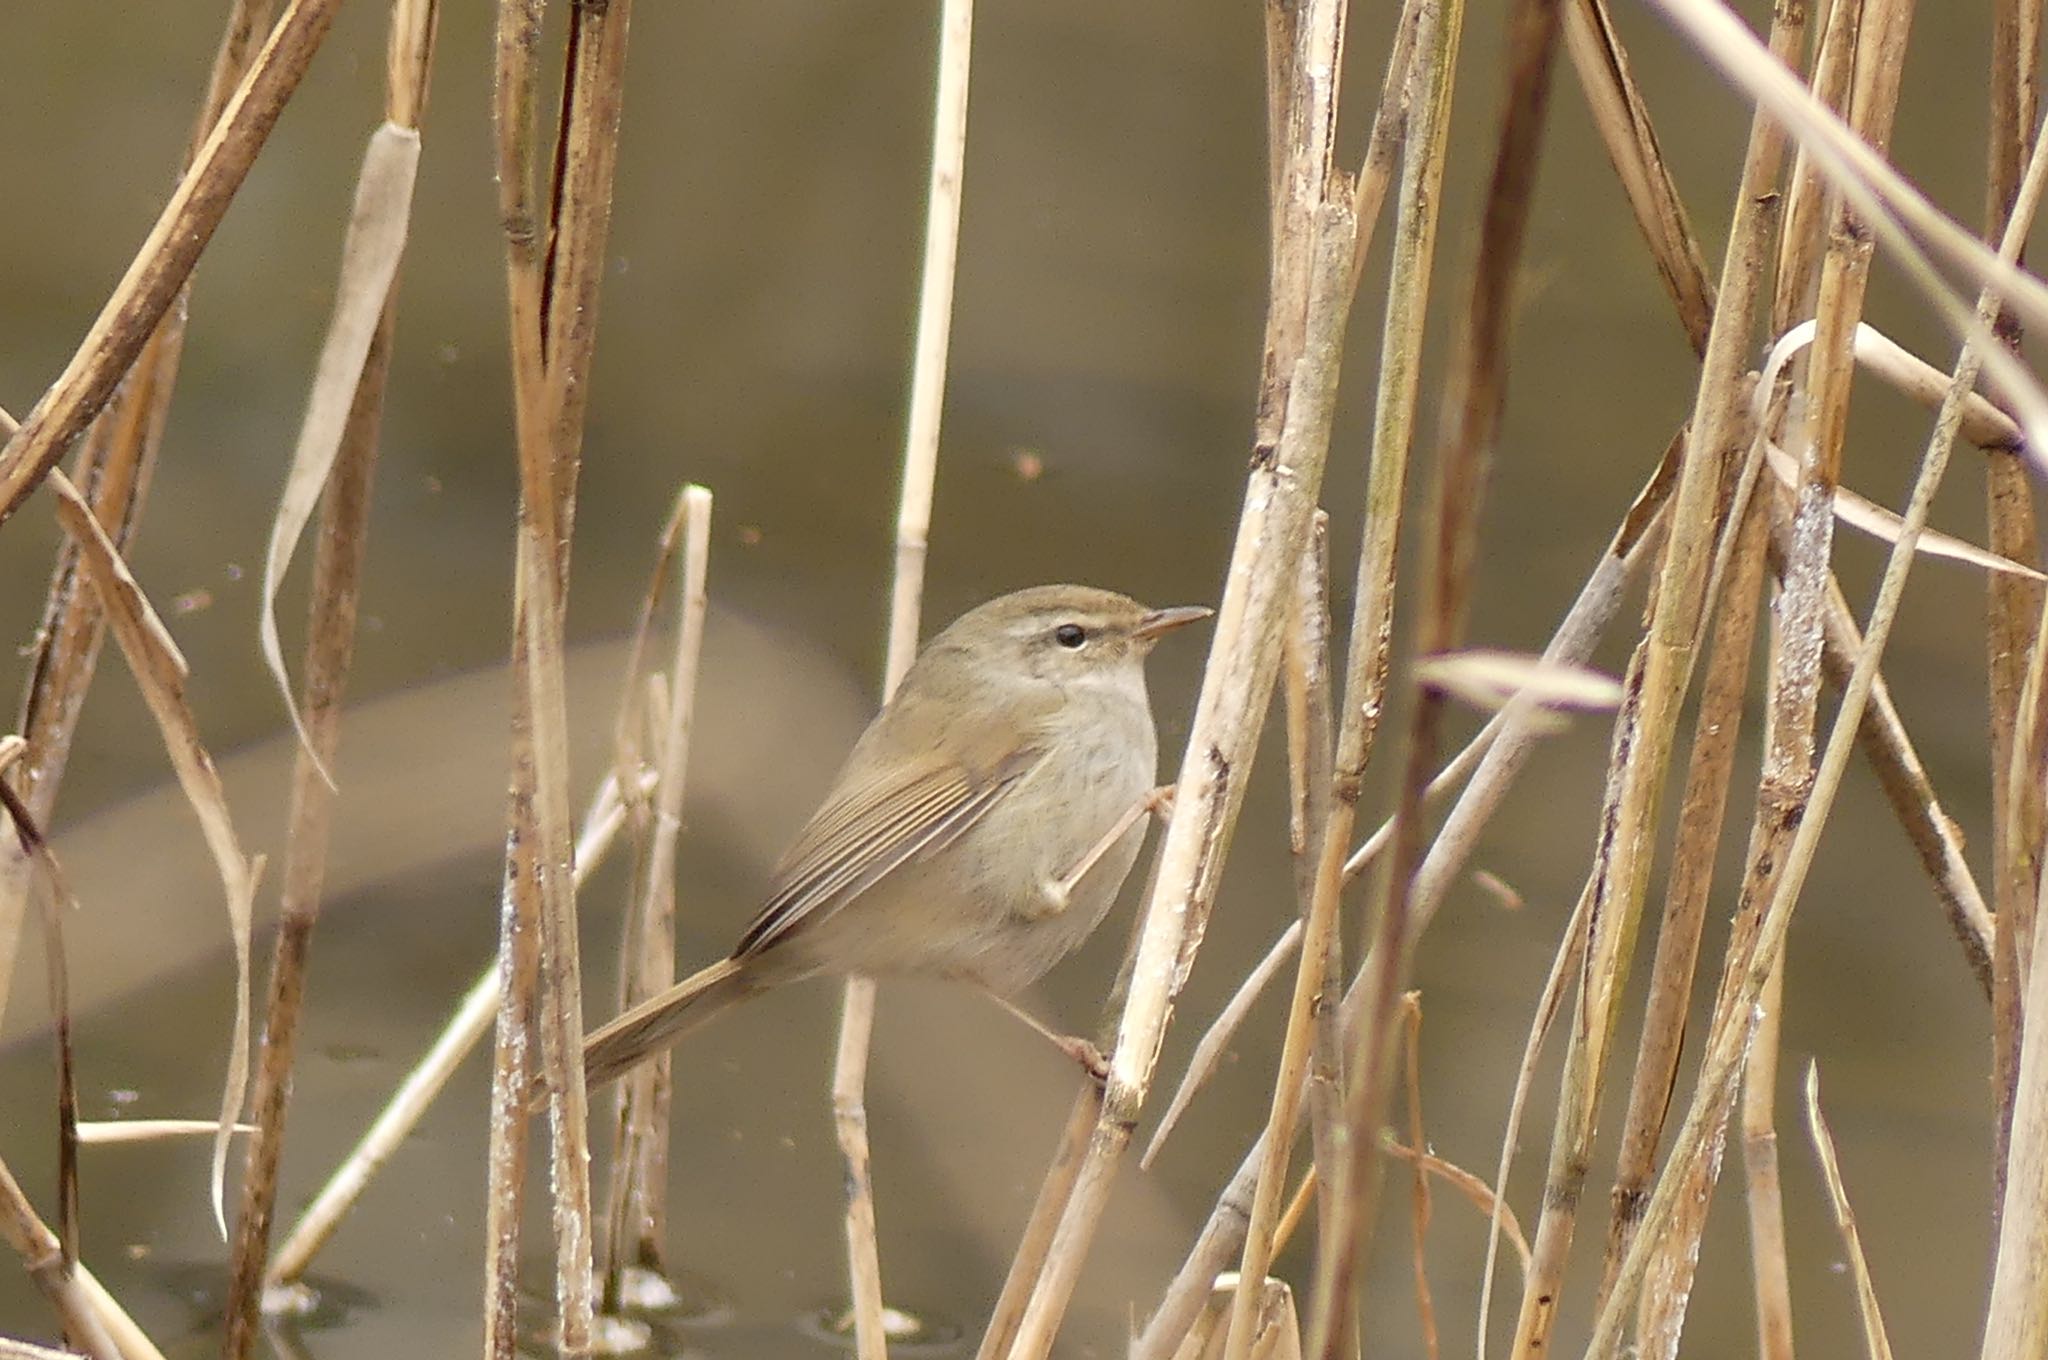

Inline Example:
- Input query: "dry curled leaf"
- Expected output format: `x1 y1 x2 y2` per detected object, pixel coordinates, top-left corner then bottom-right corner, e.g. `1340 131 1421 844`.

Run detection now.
49 469 264 1238
261 121 422 785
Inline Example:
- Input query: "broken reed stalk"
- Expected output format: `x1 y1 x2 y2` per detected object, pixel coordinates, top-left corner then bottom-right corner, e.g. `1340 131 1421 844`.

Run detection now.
1304 0 1568 1349
1592 82 2048 1360
224 2 438 1350
1582 0 1807 1325
826 0 974 1353
268 774 648 1287
1225 2 1461 1351
1984 0 2044 1216
997 8 1361 1353
0 0 276 1038
0 0 345 529
481 2 635 1354
601 486 712 1306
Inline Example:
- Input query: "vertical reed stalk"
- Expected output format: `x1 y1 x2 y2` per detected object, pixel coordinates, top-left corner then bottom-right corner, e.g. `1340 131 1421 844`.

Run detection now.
1594 93 2048 1360
482 2 635 1353
1226 1 1461 1351
601 486 712 1302
999 10 1359 1345
1984 0 2043 1209
1741 958 1795 1360
1308 0 1567 1353
223 4 438 1351
825 2 974 1354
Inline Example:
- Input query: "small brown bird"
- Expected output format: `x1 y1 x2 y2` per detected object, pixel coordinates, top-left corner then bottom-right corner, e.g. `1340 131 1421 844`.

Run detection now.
582 584 1210 1088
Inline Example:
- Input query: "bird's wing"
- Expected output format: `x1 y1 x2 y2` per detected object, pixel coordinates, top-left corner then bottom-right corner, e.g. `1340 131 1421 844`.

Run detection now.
732 741 1047 960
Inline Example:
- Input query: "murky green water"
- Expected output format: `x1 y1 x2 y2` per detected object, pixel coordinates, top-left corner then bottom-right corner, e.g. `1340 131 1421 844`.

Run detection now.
0 0 2022 1355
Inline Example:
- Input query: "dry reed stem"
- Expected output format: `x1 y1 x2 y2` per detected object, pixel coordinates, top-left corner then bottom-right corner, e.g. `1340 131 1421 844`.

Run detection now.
222 351 388 1349
1984 0 2044 1217
1399 994 1439 1360
1502 0 1796 1341
996 0 1360 1344
1291 522 1347 1253
1223 524 1339 1360
1228 6 1463 1346
1804 1065 1894 1360
601 487 711 1298
224 6 438 1348
1562 0 1713 352
1647 0 2048 449
1595 482 1767 1310
0 0 273 1050
268 775 644 1285
1307 0 1567 1352
1589 6 1808 1319
1142 441 1671 1360
1638 7 1916 1341
1740 958 1794 1360
1984 762 2048 1360
1774 0 1861 328
0 0 343 528
480 2 635 1352
1591 85 2048 1360
825 2 974 1353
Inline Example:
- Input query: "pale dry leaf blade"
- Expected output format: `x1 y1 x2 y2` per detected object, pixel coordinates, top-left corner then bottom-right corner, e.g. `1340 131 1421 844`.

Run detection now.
49 469 264 1238
76 1120 261 1145
1415 649 1625 715
260 121 422 786
1761 441 2045 580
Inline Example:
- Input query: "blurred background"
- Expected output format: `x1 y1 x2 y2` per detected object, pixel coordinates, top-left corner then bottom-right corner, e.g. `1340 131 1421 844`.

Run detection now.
0 1 2021 1355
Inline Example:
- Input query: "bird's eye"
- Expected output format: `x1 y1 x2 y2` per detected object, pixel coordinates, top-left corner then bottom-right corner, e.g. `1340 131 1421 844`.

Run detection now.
1054 623 1087 649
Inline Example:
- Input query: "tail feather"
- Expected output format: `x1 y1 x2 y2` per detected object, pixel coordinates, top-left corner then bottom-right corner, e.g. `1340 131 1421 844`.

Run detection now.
583 957 756 1090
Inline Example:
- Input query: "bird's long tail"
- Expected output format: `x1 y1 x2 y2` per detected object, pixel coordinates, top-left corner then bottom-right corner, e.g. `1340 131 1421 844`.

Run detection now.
582 956 757 1090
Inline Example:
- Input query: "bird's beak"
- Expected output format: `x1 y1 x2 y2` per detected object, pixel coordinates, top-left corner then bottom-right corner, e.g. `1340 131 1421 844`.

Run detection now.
1133 604 1215 641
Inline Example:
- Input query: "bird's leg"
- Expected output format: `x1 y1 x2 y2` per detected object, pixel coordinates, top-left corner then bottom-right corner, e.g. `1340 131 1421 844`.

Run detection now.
982 990 1108 1083
1035 784 1178 918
